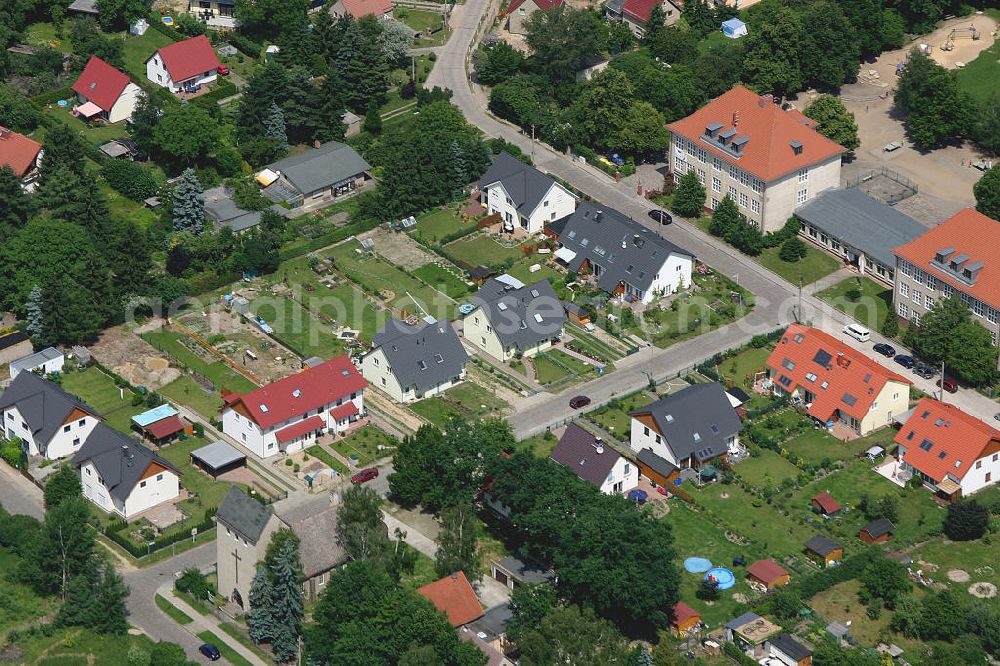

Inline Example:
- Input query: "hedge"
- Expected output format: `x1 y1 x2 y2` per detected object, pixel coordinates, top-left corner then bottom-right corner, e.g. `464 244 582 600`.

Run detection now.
147 16 186 43
792 548 879 600
104 513 217 558
101 159 159 201
30 86 75 108
227 33 263 58
724 642 759 666
191 79 238 109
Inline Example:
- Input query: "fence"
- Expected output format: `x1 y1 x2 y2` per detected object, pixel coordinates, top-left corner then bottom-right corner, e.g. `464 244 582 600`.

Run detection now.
845 166 918 195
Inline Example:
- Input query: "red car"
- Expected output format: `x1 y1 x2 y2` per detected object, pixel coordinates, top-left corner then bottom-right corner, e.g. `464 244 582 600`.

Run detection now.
569 395 591 409
351 467 379 484
937 377 958 393
217 64 231 76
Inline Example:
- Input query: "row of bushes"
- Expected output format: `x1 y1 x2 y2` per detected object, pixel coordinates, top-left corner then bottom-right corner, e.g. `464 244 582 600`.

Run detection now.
147 16 187 43
102 512 216 559
191 79 238 109
29 86 75 107
434 223 481 246
228 33 264 58
574 146 636 178
792 548 880 600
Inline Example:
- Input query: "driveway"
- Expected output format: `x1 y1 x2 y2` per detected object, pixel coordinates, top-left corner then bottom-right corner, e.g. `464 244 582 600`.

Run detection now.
426 0 1000 436
0 462 44 519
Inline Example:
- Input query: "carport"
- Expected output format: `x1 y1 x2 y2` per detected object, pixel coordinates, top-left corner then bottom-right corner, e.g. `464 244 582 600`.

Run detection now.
191 440 247 478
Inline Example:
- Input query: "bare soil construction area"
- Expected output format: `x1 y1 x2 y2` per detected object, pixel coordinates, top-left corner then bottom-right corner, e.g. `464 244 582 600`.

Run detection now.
89 323 180 389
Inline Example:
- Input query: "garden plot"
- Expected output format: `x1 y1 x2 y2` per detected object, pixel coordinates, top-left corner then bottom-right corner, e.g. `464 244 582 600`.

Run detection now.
443 233 524 268
89 323 180 389
360 226 439 271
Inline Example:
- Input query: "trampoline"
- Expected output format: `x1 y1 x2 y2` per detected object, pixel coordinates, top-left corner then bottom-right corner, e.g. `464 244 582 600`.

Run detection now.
704 567 736 590
684 557 712 574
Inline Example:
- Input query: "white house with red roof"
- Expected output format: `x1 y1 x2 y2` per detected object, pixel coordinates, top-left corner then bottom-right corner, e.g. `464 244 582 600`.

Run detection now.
145 35 221 93
72 56 141 124
765 324 910 438
667 86 845 233
221 356 367 458
890 208 1000 366
503 0 564 34
605 0 680 37
896 398 1000 500
0 127 43 186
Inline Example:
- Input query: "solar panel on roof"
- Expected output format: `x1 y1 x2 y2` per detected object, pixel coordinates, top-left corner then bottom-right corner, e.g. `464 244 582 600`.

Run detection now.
813 350 832 367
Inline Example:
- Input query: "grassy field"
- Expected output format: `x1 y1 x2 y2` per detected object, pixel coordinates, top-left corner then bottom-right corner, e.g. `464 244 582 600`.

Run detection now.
782 426 896 466
60 367 132 413
713 345 772 405
159 375 222 420
816 276 893 333
641 272 754 349
249 293 346 359
0 548 54 641
140 329 259 394
155 594 194 625
413 263 472 299
443 233 523 267
734 449 802 488
409 381 508 428
40 105 129 146
956 9 1000 103
197 630 254 666
330 425 397 466
305 445 350 476
121 30 175 82
11 626 160 666
410 207 479 244
531 349 599 386
505 256 564 288
100 180 160 228
24 22 70 49
516 432 560 457
910 535 1000 589
586 391 652 437
757 243 841 286
399 9 451 46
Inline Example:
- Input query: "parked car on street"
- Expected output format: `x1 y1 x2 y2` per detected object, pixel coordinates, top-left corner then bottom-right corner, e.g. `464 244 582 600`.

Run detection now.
199 644 221 661
937 378 958 393
648 209 672 225
873 343 896 357
569 395 591 409
913 363 935 379
351 468 379 484
894 354 915 369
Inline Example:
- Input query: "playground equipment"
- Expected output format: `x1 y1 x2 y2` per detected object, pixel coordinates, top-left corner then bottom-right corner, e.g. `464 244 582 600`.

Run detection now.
942 24 980 50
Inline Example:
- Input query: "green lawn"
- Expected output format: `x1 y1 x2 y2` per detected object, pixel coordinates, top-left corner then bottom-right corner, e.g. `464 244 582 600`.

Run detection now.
305 445 350 476
412 263 472 299
12 627 160 666
640 271 754 349
816 276 893 333
586 391 652 438
197 630 254 666
0 548 54 640
714 346 771 391
757 243 841 286
734 449 802 488
910 535 1000 589
249 293 347 359
159 375 222 421
410 207 480 244
531 349 600 386
100 180 159 228
40 105 129 146
157 436 245 524
505 256 564 288
782 426 896 466
140 329 258 394
409 381 508 428
443 233 523 267
564 325 626 364
330 425 397 466
516 432 560 458
155 594 194 625
60 367 133 413
956 9 1000 103
24 22 70 50
121 30 175 82
398 9 450 46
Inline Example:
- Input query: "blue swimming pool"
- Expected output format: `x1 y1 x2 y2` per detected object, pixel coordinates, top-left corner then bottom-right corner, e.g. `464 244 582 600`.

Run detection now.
705 567 736 590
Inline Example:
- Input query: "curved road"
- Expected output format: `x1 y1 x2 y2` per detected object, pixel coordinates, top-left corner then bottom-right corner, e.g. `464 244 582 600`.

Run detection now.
426 3 1000 438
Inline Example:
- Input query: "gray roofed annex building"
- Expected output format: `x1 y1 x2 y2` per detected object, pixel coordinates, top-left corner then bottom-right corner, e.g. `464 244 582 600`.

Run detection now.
72 423 182 520
628 382 743 469
0 371 101 460
464 278 566 362
361 318 469 404
553 202 694 304
549 423 638 494
203 185 289 233
479 152 577 235
794 188 926 286
260 140 373 208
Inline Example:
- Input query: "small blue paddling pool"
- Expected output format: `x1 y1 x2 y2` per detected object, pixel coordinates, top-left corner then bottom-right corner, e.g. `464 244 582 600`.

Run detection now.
684 557 712 574
704 567 736 590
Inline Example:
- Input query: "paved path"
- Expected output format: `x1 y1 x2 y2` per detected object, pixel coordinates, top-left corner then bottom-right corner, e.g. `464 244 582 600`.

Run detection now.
0 461 44 519
427 1 1000 436
157 583 268 666
381 510 438 558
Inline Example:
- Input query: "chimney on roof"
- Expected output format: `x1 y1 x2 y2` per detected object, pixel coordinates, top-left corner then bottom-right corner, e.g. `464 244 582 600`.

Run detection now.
758 94 773 108
121 445 134 467
836 353 849 368
732 112 740 127
451 571 458 580
594 437 604 454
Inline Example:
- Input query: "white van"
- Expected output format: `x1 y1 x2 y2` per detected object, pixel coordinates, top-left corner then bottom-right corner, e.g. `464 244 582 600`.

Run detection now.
843 323 871 342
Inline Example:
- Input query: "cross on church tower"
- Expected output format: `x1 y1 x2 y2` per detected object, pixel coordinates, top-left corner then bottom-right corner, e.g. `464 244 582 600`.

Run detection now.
232 548 242 583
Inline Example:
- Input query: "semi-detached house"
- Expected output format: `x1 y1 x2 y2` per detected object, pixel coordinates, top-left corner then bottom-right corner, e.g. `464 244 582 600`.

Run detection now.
0 371 101 460
361 318 469 404
550 201 694 304
896 398 1000 501
464 277 566 362
145 34 220 93
479 152 577 235
667 86 845 233
221 355 366 458
765 324 911 437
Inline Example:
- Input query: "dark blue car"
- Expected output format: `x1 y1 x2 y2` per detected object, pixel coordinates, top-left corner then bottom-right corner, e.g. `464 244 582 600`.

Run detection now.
873 343 896 357
894 354 915 369
199 644 221 661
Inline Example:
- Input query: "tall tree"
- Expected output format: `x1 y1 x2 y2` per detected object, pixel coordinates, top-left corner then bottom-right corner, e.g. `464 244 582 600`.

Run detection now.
524 7 608 83
506 583 557 643
518 605 631 666
672 171 706 218
237 64 290 143
804 95 860 152
336 485 388 562
21 496 95 599
708 196 740 238
474 42 524 86
434 502 481 582
44 465 82 509
34 164 85 221
943 499 990 542
970 94 1000 157
41 273 108 344
798 1 860 90
172 168 205 234
0 164 28 238
910 295 998 385
681 0 715 39
247 564 276 645
153 104 220 167
59 561 130 634
269 536 304 663
264 103 289 152
311 71 347 143
26 284 45 343
336 16 390 113
128 92 162 158
974 164 1000 221
894 50 973 149
742 2 804 97
378 18 413 66
39 123 86 181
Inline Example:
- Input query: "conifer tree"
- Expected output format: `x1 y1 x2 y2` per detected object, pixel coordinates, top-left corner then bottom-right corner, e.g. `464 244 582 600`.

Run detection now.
264 103 288 152
247 564 276 645
26 284 46 343
269 537 303 662
172 168 204 234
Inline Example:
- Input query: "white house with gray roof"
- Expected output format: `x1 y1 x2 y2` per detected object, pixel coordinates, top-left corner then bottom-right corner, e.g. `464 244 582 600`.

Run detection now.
479 152 577 234
463 278 566 362
361 318 469 403
628 382 742 469
0 371 101 460
259 140 373 208
73 423 181 520
794 188 926 286
552 202 694 304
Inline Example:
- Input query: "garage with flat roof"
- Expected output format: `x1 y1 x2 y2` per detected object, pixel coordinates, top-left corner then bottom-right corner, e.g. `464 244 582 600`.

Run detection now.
191 439 246 477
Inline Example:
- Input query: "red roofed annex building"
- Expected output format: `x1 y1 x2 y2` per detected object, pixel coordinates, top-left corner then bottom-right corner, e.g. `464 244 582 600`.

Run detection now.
0 126 43 185
666 86 845 233
766 324 911 438
221 355 367 458
72 56 141 124
330 0 393 20
890 208 1000 368
417 571 485 628
503 0 564 35
145 34 221 93
896 398 1000 501
606 0 681 37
